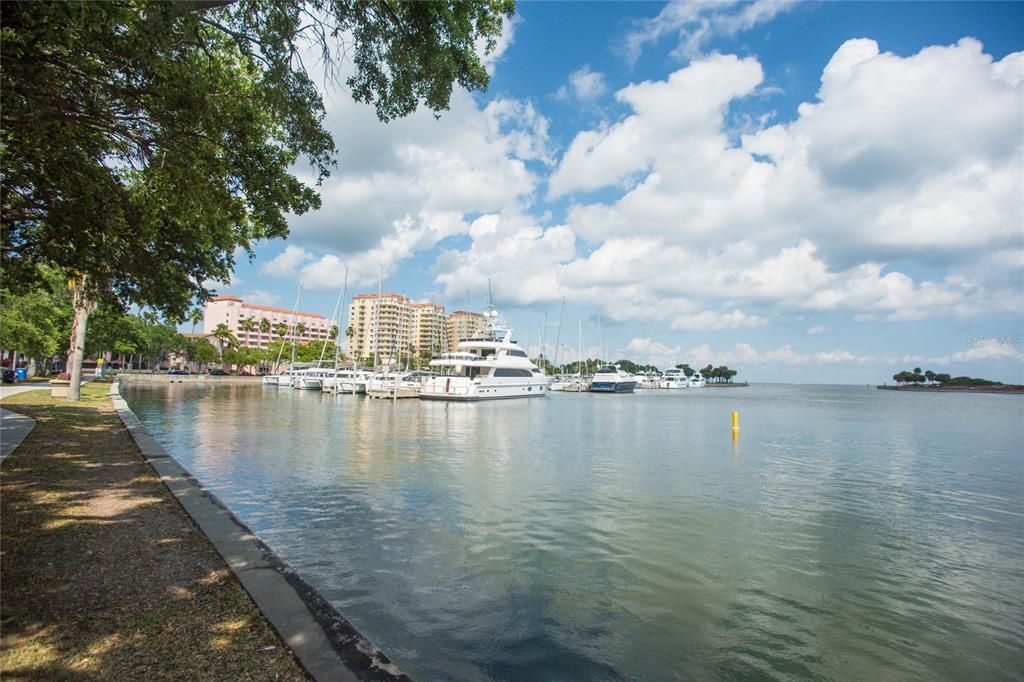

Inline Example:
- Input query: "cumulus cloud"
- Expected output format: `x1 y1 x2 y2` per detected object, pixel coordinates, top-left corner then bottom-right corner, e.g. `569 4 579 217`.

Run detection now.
952 339 1024 362
535 38 1023 325
807 325 827 335
261 245 314 278
556 65 608 102
620 0 800 63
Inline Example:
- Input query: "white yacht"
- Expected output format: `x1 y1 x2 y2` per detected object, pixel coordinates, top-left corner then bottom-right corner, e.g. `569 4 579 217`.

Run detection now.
689 375 707 389
635 372 661 390
659 368 689 389
321 369 371 394
589 365 638 393
549 374 588 392
420 311 551 401
295 367 336 390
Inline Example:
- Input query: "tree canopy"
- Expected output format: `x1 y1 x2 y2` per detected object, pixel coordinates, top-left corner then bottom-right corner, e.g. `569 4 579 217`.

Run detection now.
1 0 514 317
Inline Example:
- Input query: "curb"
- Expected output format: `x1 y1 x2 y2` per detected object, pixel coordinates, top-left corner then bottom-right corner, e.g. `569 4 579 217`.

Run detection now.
108 382 411 682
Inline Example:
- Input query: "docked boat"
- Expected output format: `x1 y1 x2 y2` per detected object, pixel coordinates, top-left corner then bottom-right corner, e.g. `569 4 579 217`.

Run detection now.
688 375 707 389
635 372 661 390
420 311 551 401
295 367 336 390
589 365 638 393
549 374 588 392
659 368 689 389
322 369 371 394
366 371 425 399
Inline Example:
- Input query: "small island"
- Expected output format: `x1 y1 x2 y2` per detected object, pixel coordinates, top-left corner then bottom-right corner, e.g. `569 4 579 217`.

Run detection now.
878 368 1024 394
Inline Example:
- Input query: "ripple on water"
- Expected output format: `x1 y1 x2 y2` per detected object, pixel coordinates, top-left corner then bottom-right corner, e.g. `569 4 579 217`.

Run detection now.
123 383 1024 681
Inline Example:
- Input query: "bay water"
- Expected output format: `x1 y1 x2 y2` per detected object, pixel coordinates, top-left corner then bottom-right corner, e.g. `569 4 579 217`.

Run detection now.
122 383 1024 681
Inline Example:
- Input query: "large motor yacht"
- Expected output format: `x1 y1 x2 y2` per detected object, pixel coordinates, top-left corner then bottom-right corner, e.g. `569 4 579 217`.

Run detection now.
589 365 638 393
420 311 551 401
659 368 689 389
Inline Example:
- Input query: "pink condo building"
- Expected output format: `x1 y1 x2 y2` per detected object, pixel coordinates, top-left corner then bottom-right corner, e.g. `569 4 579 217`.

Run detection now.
203 295 333 349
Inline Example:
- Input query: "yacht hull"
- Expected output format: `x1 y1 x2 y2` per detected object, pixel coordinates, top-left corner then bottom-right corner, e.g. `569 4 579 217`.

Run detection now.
420 377 550 401
589 381 638 393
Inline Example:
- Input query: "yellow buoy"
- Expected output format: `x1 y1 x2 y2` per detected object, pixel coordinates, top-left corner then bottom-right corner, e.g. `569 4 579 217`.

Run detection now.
732 411 739 431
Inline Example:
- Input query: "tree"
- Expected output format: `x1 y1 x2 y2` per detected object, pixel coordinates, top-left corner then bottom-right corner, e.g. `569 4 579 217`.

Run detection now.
239 316 257 348
294 322 307 341
0 265 72 374
188 308 205 336
273 322 289 341
2 0 514 398
701 364 714 380
925 370 936 384
676 363 695 378
258 317 271 358
211 323 238 359
186 337 220 373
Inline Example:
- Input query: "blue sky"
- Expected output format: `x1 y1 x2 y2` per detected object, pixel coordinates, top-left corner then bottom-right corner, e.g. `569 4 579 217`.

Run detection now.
223 1 1023 383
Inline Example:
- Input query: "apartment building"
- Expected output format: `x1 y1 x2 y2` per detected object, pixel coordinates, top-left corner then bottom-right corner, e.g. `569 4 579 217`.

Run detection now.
412 303 449 356
347 293 413 363
203 295 332 349
447 310 486 349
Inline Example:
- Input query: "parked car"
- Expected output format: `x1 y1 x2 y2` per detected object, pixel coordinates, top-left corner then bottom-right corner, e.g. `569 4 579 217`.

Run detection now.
167 369 189 375
208 369 228 376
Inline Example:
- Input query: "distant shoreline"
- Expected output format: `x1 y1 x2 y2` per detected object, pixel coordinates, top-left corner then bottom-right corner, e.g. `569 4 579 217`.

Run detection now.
877 385 1024 395
705 382 749 388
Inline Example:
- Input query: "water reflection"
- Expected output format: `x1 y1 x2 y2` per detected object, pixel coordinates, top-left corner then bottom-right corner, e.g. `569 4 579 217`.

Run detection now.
123 383 1024 681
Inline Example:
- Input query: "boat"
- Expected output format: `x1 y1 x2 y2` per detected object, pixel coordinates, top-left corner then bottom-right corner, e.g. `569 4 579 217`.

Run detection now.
420 310 551 401
366 371 425 399
635 372 661 389
295 367 335 390
322 369 371 394
589 365 637 393
549 374 588 392
688 375 707 389
659 368 689 389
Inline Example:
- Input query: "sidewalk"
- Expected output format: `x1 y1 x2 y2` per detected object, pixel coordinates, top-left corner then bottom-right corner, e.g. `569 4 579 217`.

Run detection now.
0 383 309 679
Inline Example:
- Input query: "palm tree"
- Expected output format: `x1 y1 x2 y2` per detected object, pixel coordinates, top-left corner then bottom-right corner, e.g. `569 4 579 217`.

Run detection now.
188 307 204 336
239 317 256 345
211 323 238 360
294 322 307 342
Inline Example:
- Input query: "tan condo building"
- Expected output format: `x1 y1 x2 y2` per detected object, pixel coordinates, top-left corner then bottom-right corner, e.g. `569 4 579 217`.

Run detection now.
412 303 449 356
347 293 413 364
447 310 486 349
203 295 332 349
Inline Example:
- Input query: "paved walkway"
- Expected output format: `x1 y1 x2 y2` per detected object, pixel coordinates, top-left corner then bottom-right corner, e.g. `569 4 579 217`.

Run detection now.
0 385 46 461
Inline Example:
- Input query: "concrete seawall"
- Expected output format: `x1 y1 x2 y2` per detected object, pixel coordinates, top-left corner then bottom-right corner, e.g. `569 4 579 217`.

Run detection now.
117 374 266 386
109 380 411 681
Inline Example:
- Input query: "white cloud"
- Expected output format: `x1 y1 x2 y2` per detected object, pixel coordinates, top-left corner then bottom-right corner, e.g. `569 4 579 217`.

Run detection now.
952 339 1024 362
238 289 282 307
556 65 608 102
669 309 767 331
621 0 800 63
539 39 1023 324
261 245 313 278
807 325 827 335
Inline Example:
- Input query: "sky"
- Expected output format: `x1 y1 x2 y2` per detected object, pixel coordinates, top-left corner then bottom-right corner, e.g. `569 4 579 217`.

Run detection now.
222 0 1024 384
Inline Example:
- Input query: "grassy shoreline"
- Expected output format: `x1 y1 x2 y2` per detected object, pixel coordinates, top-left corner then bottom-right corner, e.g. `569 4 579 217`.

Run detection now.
877 384 1024 394
0 384 308 680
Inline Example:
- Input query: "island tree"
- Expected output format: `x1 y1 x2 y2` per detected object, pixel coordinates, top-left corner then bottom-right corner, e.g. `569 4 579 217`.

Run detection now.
2 0 514 399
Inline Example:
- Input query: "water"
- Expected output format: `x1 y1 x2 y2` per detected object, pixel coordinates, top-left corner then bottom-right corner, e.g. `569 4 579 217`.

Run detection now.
122 383 1024 681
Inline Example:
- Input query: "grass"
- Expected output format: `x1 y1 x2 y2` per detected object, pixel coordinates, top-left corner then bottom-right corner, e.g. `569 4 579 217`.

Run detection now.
1 384 309 680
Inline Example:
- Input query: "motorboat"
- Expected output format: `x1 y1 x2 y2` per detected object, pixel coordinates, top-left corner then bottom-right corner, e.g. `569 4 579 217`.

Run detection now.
589 365 638 393
420 310 552 401
688 375 707 389
659 368 689 389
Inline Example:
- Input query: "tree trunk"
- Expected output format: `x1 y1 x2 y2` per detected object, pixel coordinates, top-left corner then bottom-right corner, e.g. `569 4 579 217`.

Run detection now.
67 278 98 401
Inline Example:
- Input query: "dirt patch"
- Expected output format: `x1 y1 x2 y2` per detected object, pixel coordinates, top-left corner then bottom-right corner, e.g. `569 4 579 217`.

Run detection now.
1 384 309 680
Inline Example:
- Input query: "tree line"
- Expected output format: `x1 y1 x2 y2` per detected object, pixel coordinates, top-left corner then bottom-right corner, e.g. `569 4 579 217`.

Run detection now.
1 0 513 399
533 357 741 382
1 267 344 376
892 368 1003 387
